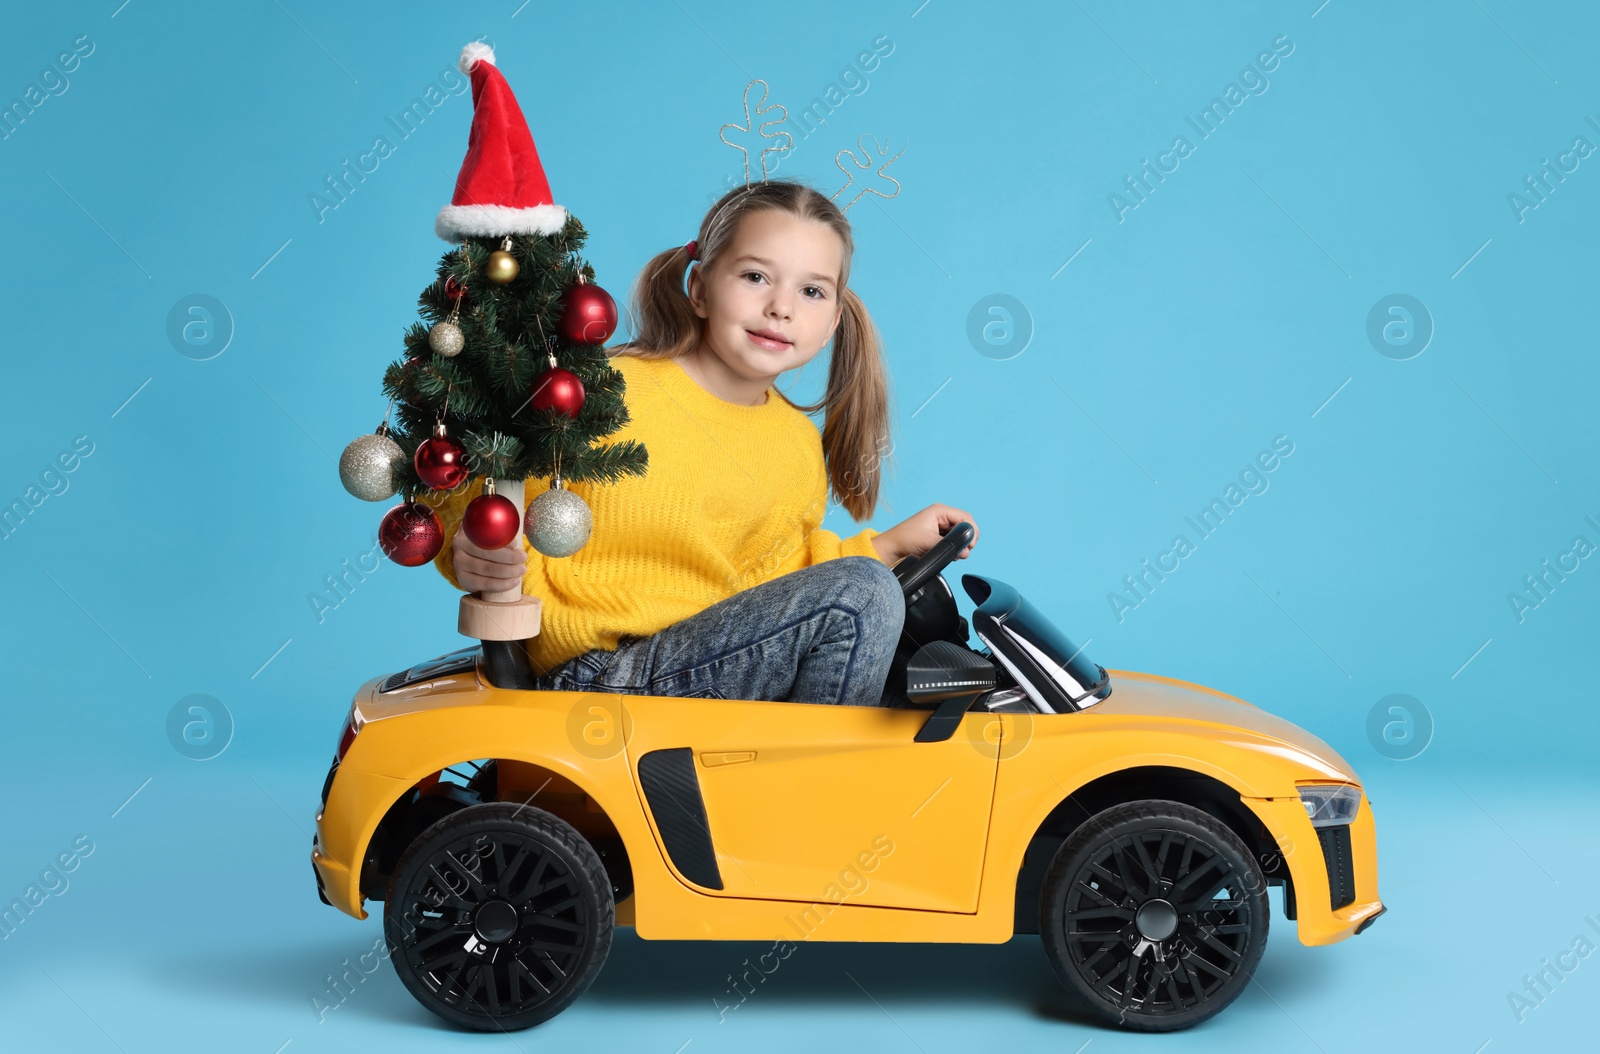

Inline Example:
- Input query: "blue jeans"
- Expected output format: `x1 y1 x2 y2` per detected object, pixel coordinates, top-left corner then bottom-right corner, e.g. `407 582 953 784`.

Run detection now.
534 556 906 707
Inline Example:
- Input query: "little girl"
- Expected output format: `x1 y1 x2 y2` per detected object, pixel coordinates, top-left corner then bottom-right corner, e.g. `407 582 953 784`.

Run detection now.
433 178 979 706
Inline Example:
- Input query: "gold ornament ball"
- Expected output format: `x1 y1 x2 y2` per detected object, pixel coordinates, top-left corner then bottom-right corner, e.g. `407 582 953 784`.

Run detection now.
485 250 519 284
338 430 404 502
428 319 464 357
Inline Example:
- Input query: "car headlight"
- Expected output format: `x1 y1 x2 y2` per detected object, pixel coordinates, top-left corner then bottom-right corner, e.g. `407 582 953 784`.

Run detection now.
1297 783 1361 827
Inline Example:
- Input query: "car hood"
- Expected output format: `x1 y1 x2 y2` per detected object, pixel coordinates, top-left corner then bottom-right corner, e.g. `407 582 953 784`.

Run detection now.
1089 669 1356 783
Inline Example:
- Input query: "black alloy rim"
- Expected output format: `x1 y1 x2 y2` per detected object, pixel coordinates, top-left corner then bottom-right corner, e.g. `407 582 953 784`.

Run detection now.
1061 828 1252 1016
394 828 591 1019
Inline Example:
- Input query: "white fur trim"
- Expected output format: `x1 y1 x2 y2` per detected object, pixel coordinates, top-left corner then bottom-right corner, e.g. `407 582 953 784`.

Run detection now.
459 41 495 74
435 203 568 241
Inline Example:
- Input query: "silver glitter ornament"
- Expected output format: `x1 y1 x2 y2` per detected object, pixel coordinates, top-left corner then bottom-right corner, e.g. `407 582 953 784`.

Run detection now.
339 425 404 501
428 319 464 357
524 478 592 557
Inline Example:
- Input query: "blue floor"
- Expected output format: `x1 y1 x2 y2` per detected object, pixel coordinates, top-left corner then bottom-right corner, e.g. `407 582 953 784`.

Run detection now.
3 759 1593 1053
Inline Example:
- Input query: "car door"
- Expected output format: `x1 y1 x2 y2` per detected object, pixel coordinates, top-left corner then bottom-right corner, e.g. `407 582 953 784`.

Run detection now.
622 694 1002 913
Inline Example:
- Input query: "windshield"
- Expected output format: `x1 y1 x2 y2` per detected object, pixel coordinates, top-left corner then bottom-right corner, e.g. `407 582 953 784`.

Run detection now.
1008 605 1107 702
963 574 1110 713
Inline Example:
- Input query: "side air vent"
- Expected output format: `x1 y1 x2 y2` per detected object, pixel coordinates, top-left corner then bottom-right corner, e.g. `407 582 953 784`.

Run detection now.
636 748 723 890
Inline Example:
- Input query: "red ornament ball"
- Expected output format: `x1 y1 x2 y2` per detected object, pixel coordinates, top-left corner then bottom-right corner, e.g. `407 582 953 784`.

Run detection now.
414 433 469 490
379 502 443 566
462 491 522 550
531 366 586 418
444 275 466 302
559 281 618 345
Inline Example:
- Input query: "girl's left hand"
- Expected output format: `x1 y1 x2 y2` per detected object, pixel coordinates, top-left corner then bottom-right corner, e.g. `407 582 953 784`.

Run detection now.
871 503 980 567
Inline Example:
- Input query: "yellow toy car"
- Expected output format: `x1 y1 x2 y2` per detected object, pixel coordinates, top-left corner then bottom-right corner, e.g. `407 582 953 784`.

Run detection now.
311 523 1383 1032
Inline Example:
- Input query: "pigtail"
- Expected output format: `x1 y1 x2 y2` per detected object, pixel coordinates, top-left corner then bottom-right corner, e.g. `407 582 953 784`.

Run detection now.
786 286 893 521
610 244 699 362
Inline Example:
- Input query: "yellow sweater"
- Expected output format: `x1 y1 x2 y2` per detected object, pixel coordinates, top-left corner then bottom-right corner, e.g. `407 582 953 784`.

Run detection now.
428 351 884 676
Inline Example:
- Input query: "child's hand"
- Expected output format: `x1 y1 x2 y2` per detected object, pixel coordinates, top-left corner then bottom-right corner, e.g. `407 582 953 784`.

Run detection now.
452 527 528 594
872 503 980 567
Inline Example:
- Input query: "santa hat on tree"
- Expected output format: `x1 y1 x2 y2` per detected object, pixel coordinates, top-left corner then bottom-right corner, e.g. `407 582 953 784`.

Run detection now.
435 41 568 242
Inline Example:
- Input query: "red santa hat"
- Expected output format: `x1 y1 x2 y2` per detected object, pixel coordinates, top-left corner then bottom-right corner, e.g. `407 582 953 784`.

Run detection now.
435 42 568 242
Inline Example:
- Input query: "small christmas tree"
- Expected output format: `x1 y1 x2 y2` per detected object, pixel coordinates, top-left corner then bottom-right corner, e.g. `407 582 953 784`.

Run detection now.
383 238 645 502
338 42 647 641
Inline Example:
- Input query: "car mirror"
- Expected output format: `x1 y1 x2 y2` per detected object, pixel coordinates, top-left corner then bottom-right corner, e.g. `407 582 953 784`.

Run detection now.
904 640 996 743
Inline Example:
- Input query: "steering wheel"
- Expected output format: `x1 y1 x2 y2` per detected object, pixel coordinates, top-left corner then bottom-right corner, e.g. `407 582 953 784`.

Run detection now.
881 523 977 707
891 521 976 601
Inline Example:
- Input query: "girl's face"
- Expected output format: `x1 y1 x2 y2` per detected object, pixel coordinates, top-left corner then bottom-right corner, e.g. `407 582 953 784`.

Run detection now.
687 209 845 386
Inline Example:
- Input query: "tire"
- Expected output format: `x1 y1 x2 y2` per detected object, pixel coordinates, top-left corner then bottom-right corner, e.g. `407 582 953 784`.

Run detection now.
384 801 613 1031
465 760 498 801
1039 800 1269 1032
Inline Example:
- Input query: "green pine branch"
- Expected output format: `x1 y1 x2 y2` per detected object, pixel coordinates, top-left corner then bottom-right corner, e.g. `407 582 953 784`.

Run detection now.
379 213 647 503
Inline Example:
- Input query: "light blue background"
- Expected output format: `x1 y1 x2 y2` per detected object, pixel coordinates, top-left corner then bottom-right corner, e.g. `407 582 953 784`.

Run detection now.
2 1 1596 1050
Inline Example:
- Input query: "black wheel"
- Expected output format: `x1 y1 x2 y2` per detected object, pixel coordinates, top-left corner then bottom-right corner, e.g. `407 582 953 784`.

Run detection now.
1039 800 1269 1032
384 802 612 1031
464 759 498 801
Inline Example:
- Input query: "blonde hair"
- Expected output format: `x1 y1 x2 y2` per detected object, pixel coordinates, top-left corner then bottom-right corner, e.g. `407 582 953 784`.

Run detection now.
610 179 892 521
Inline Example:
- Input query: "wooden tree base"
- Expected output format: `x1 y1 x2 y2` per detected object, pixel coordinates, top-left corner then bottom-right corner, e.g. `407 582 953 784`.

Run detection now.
459 593 542 641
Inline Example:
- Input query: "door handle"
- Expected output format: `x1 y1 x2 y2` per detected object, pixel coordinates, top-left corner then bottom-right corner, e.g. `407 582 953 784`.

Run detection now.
699 750 756 767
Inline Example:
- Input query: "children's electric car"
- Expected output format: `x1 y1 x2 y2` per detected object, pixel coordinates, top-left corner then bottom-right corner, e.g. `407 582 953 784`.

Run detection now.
311 523 1383 1032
